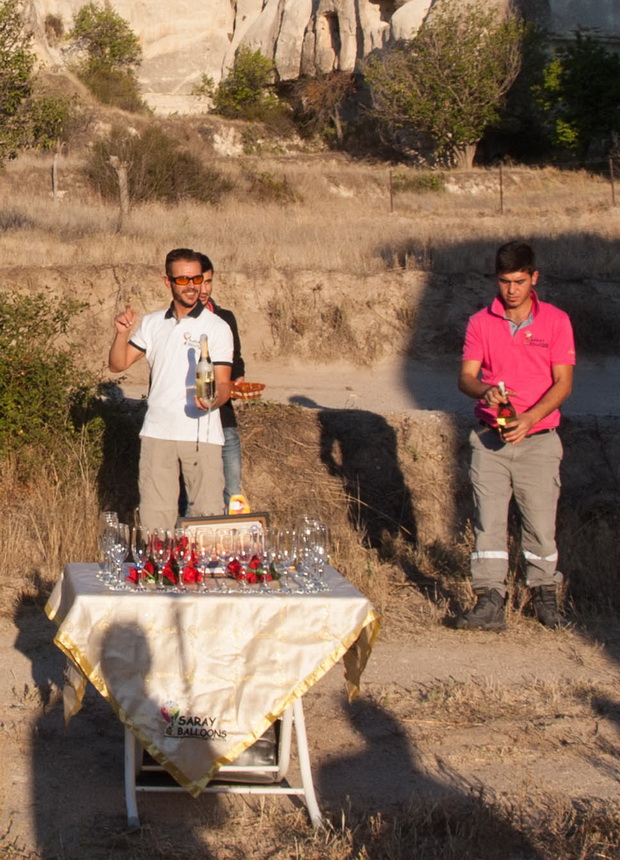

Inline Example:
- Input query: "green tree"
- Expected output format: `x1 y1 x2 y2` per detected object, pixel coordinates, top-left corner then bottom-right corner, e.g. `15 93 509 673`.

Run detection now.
0 0 35 162
535 34 620 158
68 2 144 111
212 46 280 120
363 0 524 167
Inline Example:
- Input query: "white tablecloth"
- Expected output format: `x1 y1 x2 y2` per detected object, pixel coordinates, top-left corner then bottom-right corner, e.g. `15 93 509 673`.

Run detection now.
45 564 380 796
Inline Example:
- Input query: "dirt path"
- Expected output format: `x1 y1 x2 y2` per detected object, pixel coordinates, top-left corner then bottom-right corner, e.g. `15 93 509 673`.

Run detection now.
119 355 620 417
1 604 619 858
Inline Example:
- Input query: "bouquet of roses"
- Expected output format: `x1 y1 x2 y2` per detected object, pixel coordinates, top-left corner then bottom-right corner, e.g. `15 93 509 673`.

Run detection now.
226 555 279 584
127 550 200 587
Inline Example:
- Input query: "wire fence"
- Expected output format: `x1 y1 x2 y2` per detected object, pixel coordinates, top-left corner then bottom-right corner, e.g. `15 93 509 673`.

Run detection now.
388 157 620 214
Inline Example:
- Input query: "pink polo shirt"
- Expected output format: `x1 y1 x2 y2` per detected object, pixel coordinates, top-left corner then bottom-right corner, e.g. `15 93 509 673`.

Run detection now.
462 291 576 431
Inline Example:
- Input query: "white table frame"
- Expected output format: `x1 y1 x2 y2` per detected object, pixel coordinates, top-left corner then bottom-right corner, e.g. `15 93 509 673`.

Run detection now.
124 698 322 829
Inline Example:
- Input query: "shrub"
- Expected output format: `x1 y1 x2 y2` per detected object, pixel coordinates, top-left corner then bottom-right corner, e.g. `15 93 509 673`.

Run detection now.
247 170 298 204
25 94 79 149
210 46 292 128
78 65 146 112
392 172 446 193
0 293 95 456
85 125 233 204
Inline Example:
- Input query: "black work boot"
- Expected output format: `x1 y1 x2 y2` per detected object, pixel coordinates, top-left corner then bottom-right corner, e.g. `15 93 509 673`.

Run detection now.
456 588 506 631
531 585 568 629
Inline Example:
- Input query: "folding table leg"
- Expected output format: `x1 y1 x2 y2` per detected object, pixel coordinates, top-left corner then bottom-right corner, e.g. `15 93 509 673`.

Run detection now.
276 705 293 782
292 698 323 828
124 726 140 828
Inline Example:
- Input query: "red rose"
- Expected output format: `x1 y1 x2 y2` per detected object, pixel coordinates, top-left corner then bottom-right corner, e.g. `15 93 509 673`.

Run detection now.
182 564 199 584
248 555 262 570
245 571 257 584
227 558 243 576
127 567 139 584
161 561 177 584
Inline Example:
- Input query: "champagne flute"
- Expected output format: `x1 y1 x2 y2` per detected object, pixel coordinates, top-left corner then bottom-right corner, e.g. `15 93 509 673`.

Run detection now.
310 522 331 590
276 528 302 592
98 511 118 581
173 528 192 592
233 530 253 592
109 523 130 590
265 529 290 593
131 526 150 590
216 528 235 567
152 528 172 589
195 530 215 592
295 518 324 592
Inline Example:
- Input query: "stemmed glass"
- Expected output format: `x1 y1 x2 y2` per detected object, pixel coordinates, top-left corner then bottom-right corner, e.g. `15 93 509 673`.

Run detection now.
98 511 118 582
309 522 331 589
216 528 236 590
295 517 322 591
233 530 253 592
195 530 216 592
173 528 192 592
109 523 130 590
131 526 151 590
272 528 300 592
151 529 172 590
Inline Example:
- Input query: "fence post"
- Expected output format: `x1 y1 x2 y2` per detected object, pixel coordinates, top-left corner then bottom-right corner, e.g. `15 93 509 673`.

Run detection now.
499 163 504 215
389 170 394 214
610 157 616 207
51 152 59 201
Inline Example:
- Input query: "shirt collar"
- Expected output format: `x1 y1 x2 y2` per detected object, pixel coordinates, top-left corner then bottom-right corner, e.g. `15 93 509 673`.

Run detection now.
490 289 539 320
164 300 205 320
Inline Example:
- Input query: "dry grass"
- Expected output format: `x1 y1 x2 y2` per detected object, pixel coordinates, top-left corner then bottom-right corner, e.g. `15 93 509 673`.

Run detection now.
2 152 620 279
0 439 99 616
10 790 618 859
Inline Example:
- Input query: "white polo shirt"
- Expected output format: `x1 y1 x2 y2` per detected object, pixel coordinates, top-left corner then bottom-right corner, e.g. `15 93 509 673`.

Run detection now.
130 302 233 445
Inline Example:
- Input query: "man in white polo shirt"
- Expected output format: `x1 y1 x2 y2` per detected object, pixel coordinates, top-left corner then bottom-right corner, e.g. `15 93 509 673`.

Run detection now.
109 248 234 531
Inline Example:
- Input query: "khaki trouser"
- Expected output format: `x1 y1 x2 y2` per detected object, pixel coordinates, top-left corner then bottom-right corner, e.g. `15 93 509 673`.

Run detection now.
469 427 563 596
139 436 225 532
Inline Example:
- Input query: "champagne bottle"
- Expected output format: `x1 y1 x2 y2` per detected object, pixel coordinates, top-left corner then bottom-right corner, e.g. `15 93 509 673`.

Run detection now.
496 380 516 439
196 334 215 402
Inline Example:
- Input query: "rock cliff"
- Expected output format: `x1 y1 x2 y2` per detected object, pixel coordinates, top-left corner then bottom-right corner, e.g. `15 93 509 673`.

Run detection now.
26 0 620 114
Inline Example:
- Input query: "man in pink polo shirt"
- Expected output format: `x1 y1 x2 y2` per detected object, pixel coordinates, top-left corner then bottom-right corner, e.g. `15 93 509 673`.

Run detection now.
457 241 575 630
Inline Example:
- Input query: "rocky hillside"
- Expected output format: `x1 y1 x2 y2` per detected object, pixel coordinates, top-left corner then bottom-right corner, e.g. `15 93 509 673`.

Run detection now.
26 0 620 113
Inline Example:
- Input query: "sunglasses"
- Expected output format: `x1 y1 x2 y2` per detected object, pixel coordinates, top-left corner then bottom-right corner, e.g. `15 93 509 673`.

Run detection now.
169 274 205 286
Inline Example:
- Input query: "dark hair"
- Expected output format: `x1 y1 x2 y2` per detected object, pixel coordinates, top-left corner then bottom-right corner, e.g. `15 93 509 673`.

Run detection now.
197 252 214 274
495 241 536 276
165 248 201 276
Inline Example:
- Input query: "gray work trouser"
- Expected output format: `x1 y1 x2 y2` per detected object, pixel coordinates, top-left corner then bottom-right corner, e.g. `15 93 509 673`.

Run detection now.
469 427 563 596
138 436 225 532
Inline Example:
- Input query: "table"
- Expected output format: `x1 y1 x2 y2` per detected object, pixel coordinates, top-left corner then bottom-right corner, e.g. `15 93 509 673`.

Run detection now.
45 564 380 826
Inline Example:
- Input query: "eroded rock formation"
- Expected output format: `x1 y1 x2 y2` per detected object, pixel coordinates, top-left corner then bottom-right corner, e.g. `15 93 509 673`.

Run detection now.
26 0 620 114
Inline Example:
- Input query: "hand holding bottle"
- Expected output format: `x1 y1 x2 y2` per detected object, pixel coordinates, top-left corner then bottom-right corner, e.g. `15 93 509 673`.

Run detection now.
496 381 517 440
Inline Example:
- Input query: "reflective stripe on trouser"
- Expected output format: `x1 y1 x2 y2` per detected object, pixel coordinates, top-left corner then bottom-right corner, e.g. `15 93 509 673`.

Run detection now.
469 428 563 594
139 436 225 532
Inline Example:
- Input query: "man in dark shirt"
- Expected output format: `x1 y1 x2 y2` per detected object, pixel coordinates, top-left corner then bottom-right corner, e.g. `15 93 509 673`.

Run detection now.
197 253 247 511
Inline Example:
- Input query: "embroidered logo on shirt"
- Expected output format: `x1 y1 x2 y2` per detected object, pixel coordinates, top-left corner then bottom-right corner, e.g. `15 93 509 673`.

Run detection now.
182 332 201 349
524 336 549 348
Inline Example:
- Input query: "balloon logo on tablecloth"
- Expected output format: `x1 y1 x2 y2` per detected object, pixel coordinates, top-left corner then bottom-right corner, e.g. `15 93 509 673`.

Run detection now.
160 701 180 726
